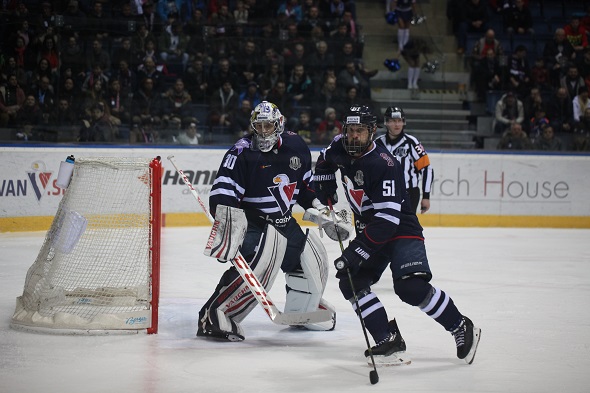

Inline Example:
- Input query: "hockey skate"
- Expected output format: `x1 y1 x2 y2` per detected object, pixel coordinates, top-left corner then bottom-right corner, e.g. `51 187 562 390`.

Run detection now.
196 312 245 342
365 319 411 366
451 316 481 364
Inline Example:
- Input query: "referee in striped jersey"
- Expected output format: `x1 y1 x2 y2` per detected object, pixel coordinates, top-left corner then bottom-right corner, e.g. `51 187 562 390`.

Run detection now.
376 106 433 214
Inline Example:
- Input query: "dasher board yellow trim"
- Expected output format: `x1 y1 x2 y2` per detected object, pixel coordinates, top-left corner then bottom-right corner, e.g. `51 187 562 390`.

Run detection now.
2 213 590 232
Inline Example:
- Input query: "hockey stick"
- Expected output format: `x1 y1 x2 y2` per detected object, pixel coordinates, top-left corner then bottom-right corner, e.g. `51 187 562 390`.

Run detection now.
328 199 379 385
167 155 333 326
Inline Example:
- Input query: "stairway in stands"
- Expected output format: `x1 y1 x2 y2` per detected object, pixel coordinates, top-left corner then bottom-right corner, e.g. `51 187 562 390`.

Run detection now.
355 0 477 149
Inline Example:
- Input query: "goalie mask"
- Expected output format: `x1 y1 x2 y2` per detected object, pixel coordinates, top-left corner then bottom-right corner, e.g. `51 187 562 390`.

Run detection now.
250 101 285 152
342 105 377 156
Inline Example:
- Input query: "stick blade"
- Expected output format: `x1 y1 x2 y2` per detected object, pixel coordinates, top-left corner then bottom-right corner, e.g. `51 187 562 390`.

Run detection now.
273 309 334 325
370 370 379 384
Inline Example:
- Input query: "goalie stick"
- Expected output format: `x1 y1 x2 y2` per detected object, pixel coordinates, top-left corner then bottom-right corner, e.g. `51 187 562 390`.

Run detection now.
167 155 333 326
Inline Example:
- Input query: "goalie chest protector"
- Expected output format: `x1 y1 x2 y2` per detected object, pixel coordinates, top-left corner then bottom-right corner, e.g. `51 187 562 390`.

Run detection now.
210 132 316 228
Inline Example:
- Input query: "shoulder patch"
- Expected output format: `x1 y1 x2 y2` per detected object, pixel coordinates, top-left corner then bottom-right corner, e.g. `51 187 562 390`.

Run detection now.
231 138 251 155
380 152 395 166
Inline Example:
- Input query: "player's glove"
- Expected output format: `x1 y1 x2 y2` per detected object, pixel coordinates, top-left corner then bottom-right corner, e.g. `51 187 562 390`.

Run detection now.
314 172 338 205
334 240 372 279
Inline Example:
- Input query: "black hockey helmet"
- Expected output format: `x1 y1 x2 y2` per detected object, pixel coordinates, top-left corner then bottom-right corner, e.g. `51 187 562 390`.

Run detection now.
342 105 378 156
384 106 406 125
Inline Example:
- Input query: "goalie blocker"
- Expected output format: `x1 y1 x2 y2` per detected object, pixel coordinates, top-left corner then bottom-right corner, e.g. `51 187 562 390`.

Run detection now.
199 205 336 341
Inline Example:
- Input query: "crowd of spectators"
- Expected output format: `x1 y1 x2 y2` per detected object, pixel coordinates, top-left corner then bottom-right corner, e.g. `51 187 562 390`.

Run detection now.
448 0 590 151
0 0 377 145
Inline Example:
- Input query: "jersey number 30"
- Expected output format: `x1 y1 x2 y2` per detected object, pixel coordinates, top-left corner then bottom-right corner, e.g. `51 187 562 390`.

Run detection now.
383 180 395 196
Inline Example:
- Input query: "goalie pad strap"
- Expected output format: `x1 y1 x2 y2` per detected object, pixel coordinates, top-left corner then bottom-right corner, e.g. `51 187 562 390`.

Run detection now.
204 205 247 261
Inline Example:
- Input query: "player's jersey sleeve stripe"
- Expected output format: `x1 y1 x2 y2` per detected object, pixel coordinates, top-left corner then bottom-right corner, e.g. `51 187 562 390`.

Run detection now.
209 188 240 199
212 176 246 195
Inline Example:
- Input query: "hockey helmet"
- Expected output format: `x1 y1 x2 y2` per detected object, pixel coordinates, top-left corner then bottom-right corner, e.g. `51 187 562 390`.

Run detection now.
342 105 378 156
384 106 406 126
384 58 401 72
385 11 398 25
250 101 285 152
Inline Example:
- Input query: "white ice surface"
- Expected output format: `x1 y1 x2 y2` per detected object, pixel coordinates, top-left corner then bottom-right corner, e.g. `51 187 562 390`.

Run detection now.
1 226 589 393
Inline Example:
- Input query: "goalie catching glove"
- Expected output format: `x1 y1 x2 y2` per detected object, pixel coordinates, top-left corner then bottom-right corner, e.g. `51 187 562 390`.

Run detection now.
303 199 351 242
203 205 247 262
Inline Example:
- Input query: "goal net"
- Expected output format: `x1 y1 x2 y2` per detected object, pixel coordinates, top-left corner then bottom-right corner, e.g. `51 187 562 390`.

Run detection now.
11 156 162 334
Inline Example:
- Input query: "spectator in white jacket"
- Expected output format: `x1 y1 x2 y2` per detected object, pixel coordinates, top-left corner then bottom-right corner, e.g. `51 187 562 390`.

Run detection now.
493 91 524 134
573 86 590 122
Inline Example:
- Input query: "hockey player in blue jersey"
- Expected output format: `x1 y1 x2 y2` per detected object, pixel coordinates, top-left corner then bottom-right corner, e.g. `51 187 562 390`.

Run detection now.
314 105 481 365
198 101 344 341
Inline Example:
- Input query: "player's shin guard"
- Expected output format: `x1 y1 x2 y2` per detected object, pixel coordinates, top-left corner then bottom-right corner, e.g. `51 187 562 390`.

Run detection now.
285 230 336 330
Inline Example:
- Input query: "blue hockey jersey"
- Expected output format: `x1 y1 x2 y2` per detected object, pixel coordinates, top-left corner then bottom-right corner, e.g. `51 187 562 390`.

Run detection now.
315 135 423 255
209 132 316 228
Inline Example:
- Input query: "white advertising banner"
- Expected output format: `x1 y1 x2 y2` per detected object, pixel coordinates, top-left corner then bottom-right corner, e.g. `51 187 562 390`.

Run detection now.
427 153 590 216
1 147 589 219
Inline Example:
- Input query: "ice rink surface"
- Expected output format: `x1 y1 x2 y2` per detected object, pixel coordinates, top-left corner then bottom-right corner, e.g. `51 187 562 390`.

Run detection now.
1 226 589 393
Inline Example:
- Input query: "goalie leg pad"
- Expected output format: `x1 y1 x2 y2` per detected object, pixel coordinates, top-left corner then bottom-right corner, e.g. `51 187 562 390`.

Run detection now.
228 225 286 323
285 230 336 330
198 225 287 337
285 229 328 313
203 205 247 261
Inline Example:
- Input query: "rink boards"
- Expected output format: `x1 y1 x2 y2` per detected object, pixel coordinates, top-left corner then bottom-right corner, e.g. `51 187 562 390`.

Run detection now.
1 146 589 231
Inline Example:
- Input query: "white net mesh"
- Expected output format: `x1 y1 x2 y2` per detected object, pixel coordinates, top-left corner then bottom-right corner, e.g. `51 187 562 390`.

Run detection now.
11 157 159 334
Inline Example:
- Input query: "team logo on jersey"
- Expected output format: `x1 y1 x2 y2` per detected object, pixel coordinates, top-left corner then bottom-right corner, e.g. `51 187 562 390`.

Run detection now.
343 176 364 213
289 156 301 170
268 174 297 215
393 145 409 159
354 170 364 186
